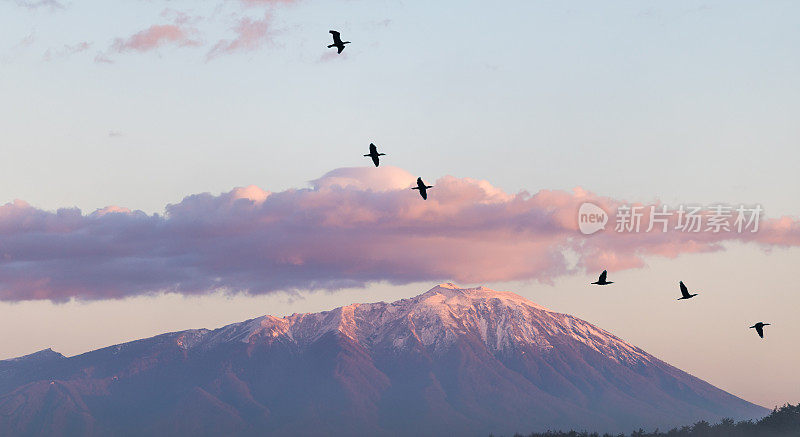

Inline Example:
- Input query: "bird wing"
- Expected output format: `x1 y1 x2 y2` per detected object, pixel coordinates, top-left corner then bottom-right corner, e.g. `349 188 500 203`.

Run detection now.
756 325 764 338
329 30 341 43
337 45 344 54
679 281 689 297
598 270 607 282
369 143 377 154
371 155 379 167
420 189 427 200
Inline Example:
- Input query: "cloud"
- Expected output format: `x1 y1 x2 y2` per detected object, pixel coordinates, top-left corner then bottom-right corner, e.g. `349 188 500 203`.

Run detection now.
318 50 346 63
238 0 297 5
98 11 202 62
15 0 63 10
18 2 291 62
0 166 797 302
15 33 36 48
43 41 92 61
111 24 201 53
207 13 273 59
93 52 113 64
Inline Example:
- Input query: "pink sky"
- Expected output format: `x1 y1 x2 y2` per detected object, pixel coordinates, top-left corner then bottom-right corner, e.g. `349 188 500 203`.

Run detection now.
2 0 798 412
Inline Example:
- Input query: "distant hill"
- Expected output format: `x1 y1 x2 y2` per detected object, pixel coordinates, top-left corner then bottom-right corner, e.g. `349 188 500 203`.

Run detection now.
0 284 768 436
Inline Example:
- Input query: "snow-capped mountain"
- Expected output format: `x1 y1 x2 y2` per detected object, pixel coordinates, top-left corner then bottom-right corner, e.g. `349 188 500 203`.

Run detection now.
0 284 767 436
185 283 652 362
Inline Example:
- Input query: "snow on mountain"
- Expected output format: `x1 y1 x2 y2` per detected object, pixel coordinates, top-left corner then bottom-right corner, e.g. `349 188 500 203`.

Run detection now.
182 283 651 365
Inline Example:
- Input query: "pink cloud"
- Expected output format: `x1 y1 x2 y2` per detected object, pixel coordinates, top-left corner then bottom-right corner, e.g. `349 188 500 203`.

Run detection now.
94 52 113 64
15 0 63 10
112 24 200 53
43 41 92 61
0 166 797 302
318 50 347 63
15 33 36 49
238 0 297 5
207 14 273 59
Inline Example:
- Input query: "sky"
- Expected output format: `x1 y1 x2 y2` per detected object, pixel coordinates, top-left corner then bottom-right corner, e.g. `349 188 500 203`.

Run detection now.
0 0 798 409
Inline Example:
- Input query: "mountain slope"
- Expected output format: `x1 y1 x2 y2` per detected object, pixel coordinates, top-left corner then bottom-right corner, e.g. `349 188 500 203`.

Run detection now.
0 284 768 436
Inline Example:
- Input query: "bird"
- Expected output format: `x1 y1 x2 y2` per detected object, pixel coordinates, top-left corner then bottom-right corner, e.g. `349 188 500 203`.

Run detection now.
364 143 385 167
411 177 433 200
591 270 613 285
749 322 771 339
677 281 698 300
328 30 350 54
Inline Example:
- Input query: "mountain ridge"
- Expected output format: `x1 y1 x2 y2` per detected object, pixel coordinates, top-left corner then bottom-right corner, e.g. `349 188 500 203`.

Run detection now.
0 284 768 436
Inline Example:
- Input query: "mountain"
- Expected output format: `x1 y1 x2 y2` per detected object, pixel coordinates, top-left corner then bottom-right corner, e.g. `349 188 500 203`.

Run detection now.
0 284 767 436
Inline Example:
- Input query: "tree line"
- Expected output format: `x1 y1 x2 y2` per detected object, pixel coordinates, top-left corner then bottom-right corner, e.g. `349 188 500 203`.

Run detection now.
498 403 799 437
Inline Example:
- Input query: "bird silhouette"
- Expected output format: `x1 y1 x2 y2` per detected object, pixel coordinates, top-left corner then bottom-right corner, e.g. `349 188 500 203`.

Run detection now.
411 177 433 200
364 143 385 167
677 281 698 300
749 322 771 338
328 30 350 54
591 270 613 285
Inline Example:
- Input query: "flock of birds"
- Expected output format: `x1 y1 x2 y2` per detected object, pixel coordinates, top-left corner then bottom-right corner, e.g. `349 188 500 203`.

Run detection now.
332 30 772 340
591 270 771 339
330 32 435 200
363 141 432 199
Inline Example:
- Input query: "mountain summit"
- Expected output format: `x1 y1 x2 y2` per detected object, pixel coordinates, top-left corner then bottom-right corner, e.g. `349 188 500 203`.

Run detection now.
0 284 767 436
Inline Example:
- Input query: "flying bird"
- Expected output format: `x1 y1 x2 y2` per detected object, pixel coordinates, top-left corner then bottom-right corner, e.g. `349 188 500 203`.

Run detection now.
328 30 350 54
749 322 771 339
364 143 385 167
591 270 613 285
677 281 698 300
411 177 433 200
